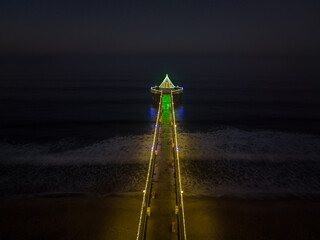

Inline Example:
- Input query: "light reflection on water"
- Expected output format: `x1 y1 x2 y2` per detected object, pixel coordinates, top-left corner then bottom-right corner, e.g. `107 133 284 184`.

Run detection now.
148 105 157 121
149 103 185 122
176 105 185 121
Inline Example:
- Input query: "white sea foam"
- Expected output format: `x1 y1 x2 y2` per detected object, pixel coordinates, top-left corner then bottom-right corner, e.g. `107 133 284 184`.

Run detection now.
177 129 320 198
178 128 320 162
0 135 152 165
1 128 318 166
0 129 319 198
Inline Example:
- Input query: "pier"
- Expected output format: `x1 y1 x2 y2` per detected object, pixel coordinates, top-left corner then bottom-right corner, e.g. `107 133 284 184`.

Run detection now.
136 75 186 240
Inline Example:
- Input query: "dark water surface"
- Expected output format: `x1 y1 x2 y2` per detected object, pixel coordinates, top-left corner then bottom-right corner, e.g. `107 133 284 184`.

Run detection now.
1 55 319 141
0 55 319 197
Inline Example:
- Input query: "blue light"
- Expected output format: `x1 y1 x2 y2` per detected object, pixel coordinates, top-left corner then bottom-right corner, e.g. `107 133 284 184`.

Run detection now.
149 106 157 121
151 146 153 150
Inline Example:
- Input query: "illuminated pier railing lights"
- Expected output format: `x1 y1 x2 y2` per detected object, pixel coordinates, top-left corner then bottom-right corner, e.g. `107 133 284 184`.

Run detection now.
136 92 163 240
171 91 187 240
137 86 186 240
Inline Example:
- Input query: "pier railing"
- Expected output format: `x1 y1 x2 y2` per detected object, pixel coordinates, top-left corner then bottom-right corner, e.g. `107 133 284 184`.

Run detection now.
136 92 163 240
171 91 187 240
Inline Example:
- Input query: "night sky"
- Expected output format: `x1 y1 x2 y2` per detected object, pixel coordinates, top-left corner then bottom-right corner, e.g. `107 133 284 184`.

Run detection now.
1 0 320 55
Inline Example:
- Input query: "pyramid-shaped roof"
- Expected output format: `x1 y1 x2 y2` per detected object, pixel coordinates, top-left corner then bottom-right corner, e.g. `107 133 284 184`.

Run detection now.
159 74 175 88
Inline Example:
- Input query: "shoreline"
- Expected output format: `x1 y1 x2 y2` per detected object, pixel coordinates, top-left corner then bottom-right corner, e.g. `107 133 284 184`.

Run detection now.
184 196 320 240
0 194 319 239
0 194 142 240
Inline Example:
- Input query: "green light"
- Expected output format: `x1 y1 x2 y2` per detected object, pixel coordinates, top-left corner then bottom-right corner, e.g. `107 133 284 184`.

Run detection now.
161 94 172 122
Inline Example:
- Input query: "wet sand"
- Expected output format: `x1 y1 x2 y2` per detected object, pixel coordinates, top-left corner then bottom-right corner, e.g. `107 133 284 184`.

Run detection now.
0 195 141 240
1 195 320 240
184 196 320 240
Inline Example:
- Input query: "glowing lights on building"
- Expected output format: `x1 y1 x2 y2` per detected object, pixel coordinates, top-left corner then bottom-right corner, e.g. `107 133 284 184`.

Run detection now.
150 74 183 95
159 74 175 88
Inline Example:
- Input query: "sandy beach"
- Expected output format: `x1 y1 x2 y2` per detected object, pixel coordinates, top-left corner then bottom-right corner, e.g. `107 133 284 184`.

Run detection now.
0 194 142 240
1 195 320 240
184 196 320 240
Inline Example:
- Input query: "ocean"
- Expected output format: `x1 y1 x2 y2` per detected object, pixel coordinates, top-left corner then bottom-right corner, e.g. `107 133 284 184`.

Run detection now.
0 54 320 198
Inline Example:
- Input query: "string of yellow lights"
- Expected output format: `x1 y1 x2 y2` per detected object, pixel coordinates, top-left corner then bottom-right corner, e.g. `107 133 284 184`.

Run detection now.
171 91 187 240
136 92 163 240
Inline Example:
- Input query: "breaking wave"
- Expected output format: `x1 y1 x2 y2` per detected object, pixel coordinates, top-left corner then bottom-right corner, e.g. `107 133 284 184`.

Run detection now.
0 135 152 196
179 128 320 163
0 135 152 165
178 128 320 199
0 128 320 198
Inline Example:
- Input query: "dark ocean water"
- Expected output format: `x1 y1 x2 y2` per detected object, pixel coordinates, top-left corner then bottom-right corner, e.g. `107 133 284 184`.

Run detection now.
0 55 320 198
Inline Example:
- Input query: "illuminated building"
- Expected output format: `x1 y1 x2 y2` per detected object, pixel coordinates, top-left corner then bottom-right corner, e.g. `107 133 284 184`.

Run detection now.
151 74 183 103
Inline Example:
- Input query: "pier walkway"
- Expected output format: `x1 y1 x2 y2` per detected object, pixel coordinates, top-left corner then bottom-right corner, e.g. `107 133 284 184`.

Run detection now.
145 94 177 240
136 91 186 240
